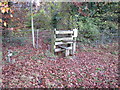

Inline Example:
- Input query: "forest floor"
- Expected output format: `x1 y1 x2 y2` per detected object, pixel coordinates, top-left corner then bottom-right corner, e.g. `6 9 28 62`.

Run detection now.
2 31 119 88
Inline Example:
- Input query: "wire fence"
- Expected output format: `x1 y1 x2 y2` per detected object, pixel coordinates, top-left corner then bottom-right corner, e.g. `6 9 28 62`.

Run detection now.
1 29 119 49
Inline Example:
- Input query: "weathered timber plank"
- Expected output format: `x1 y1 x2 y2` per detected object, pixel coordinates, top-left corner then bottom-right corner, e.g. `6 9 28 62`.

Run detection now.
55 47 72 52
55 41 73 45
55 48 64 52
55 31 73 34
58 46 72 50
56 37 73 41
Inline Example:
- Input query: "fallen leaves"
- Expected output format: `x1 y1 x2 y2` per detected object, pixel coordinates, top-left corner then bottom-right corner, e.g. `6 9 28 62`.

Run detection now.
2 31 119 88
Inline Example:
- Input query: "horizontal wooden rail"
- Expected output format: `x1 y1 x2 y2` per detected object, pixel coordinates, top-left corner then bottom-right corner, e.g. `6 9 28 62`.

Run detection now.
55 30 73 34
56 37 73 41
55 48 64 52
55 47 72 52
55 41 73 45
58 46 72 50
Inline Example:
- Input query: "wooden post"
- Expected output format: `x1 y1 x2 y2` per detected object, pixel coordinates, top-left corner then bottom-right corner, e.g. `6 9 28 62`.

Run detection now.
36 29 39 48
51 29 54 54
70 31 73 55
7 50 12 62
73 37 76 55
65 49 69 57
73 28 78 55
101 32 105 45
54 29 56 51
51 29 56 54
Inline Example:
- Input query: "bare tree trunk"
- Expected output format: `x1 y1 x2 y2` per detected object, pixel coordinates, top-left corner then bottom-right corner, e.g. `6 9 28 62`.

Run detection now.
31 1 35 48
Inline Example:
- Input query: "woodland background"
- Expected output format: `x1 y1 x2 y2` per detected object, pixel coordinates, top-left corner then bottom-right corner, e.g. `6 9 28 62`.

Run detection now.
0 2 119 88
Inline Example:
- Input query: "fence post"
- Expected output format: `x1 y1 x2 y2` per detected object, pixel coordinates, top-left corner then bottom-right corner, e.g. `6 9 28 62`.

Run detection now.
51 29 56 54
73 28 78 55
36 29 39 48
101 33 104 45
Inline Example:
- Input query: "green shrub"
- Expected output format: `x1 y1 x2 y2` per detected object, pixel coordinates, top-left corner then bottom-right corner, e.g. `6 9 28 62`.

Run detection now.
74 16 100 44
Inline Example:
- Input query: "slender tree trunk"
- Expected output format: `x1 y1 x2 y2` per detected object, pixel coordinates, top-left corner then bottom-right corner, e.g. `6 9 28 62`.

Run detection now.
31 2 35 48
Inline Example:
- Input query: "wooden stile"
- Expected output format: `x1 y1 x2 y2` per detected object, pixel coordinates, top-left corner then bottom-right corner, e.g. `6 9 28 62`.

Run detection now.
51 28 78 56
